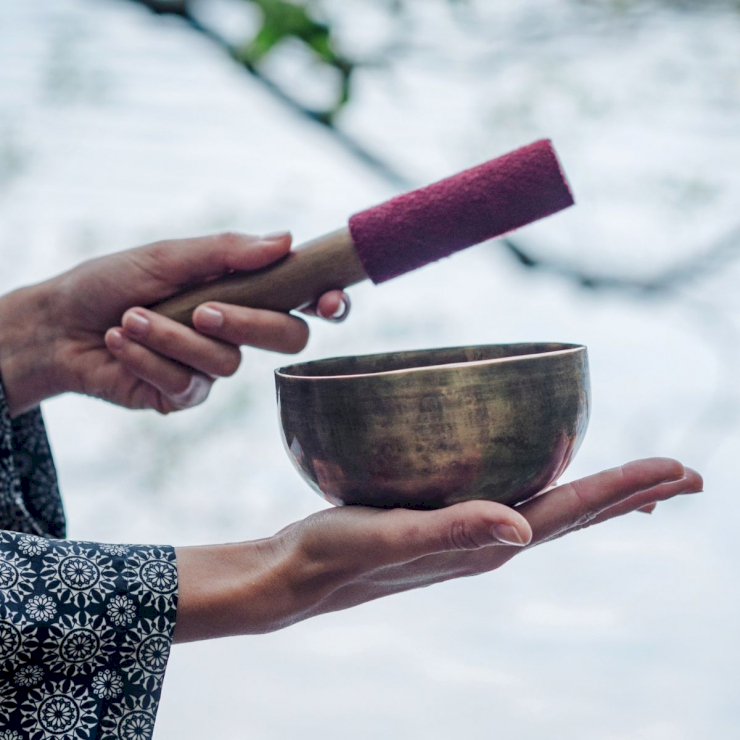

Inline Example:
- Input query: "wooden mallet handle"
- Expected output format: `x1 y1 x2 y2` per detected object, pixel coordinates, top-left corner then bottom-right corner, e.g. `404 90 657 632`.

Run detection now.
149 228 367 327
150 140 574 326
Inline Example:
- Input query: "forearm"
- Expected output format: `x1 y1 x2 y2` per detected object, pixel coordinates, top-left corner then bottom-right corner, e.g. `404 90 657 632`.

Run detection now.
0 280 65 417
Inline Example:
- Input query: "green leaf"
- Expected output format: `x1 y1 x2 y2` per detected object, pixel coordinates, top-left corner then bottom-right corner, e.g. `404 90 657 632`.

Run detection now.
236 0 354 121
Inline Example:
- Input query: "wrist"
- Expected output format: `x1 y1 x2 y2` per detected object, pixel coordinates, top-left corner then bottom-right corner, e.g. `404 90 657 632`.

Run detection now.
0 280 66 418
173 536 307 643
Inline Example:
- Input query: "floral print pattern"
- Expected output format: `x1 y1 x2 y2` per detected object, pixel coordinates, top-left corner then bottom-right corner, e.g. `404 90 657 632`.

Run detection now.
119 621 173 694
0 683 19 723
100 545 130 558
106 596 137 627
25 595 57 623
19 679 98 739
139 560 177 595
38 546 119 609
99 694 158 740
0 376 178 738
16 537 49 558
41 612 119 678
91 670 124 700
14 666 44 688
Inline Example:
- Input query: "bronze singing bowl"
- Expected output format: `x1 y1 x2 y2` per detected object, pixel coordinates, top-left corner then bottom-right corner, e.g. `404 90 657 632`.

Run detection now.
275 343 590 509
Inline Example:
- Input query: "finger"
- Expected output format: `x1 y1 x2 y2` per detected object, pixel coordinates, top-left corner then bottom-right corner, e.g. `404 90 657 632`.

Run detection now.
300 291 351 323
570 467 702 532
133 231 293 291
121 308 242 378
317 291 351 322
520 457 687 545
192 303 309 354
105 328 213 409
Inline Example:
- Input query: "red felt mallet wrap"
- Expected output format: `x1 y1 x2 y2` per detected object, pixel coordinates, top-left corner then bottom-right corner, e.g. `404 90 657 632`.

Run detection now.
151 139 574 327
349 139 573 283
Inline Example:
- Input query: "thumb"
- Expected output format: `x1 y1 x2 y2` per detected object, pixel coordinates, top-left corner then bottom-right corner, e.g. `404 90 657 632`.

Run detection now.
132 231 293 292
357 500 533 569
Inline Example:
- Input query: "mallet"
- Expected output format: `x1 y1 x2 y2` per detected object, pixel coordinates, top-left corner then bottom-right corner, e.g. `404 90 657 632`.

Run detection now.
151 139 574 326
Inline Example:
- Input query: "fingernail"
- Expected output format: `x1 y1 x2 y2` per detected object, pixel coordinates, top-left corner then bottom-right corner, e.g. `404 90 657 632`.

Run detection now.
670 476 702 494
107 329 125 351
170 374 211 409
491 524 527 546
333 298 348 317
325 295 351 324
195 306 224 330
261 231 291 243
123 311 149 337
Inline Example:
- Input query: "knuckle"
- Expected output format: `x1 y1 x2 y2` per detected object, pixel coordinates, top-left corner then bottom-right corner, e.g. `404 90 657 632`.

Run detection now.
569 480 590 512
215 231 254 268
560 480 597 529
153 320 180 348
217 231 243 250
446 520 485 552
210 232 247 271
573 512 596 528
611 464 628 487
131 242 169 276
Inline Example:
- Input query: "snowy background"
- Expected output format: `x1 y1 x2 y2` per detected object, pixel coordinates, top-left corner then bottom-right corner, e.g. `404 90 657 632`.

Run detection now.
1 0 739 737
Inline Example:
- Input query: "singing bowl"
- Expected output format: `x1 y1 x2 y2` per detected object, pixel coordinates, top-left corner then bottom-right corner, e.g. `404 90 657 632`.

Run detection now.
275 343 590 509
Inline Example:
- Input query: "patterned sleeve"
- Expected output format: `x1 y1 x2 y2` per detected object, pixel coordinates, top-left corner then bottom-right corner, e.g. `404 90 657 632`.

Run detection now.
0 378 179 739
0 534 177 738
1 394 65 539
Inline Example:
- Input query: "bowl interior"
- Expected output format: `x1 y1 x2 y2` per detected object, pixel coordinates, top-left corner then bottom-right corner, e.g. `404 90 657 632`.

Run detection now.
277 342 584 379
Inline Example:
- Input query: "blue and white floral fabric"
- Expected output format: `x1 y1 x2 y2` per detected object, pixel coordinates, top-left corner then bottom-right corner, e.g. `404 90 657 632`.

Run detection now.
0 377 178 739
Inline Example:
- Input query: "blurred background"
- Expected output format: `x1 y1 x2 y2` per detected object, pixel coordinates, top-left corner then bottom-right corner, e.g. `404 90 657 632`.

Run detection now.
1 0 739 737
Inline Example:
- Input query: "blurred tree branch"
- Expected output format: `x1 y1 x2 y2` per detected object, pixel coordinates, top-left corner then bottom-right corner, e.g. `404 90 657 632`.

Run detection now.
503 223 740 296
123 0 412 188
120 0 740 299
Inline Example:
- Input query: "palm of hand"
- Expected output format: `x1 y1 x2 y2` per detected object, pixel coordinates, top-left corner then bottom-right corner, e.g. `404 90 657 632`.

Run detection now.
270 458 700 626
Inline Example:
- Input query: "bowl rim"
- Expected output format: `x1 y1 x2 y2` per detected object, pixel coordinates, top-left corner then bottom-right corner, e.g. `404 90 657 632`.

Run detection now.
275 342 587 381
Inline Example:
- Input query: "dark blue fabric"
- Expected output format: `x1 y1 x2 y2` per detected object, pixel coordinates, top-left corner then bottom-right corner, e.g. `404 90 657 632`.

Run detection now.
0 391 64 539
0 379 178 739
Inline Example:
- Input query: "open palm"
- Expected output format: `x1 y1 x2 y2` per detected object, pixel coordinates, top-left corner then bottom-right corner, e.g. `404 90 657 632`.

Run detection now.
279 458 702 622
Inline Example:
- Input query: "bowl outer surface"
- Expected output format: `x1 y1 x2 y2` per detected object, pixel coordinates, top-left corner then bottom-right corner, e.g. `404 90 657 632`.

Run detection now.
276 344 590 509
